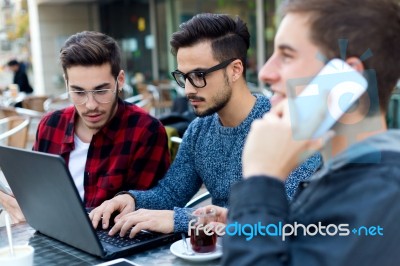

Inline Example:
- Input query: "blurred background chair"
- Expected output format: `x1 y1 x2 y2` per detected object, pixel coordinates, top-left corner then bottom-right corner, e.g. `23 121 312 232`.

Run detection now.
0 116 30 148
125 94 144 104
43 92 71 113
135 98 152 113
1 106 43 119
21 95 49 113
135 83 156 114
185 191 211 208
170 136 182 144
148 81 176 117
124 94 152 113
135 81 180 117
1 106 44 148
0 106 18 118
165 128 181 162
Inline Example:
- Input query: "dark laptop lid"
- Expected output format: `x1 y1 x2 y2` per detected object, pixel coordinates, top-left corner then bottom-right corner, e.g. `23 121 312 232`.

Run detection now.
0 145 105 257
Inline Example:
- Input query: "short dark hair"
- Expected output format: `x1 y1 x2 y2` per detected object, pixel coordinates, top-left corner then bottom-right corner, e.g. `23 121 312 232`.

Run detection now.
281 0 400 113
170 13 250 77
7 59 19 67
60 31 121 80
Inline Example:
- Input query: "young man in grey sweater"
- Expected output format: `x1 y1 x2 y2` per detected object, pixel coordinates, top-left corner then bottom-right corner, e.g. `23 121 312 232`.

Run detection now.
89 13 321 237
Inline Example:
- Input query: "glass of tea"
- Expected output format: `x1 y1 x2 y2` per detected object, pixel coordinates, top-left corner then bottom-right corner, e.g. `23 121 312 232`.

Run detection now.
188 208 217 253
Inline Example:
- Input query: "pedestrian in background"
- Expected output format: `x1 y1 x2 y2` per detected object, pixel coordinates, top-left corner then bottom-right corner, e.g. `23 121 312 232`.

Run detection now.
7 59 33 94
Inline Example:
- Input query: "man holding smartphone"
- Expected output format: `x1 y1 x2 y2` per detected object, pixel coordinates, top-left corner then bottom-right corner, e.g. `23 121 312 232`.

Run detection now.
222 0 400 265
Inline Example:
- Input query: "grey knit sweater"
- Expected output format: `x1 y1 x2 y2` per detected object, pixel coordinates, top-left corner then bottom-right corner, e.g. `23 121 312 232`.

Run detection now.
129 94 321 232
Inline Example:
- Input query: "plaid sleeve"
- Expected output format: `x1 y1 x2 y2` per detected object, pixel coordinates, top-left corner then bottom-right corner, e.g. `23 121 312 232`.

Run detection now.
130 117 171 189
32 108 75 158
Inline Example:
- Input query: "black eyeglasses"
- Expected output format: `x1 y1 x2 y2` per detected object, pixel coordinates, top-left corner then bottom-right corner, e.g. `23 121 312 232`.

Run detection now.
171 58 237 88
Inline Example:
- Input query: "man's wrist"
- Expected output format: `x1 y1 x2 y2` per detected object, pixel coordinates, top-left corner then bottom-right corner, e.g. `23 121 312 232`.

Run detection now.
114 191 136 207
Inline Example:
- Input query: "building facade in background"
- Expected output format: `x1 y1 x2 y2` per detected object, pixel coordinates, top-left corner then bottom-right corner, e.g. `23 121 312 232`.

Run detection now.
28 0 281 96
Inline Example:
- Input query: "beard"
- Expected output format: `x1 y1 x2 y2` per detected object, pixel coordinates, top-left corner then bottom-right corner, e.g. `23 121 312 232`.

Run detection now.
191 75 232 117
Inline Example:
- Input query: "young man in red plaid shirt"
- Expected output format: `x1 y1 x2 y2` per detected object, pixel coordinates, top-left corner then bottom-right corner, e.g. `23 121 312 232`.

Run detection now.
0 31 170 222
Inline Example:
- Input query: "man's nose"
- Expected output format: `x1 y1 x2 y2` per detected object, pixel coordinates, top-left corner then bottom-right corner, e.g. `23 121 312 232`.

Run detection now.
85 92 98 109
184 80 197 95
258 56 280 85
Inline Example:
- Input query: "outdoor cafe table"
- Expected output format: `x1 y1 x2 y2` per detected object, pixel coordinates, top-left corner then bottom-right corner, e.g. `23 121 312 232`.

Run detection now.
0 222 221 266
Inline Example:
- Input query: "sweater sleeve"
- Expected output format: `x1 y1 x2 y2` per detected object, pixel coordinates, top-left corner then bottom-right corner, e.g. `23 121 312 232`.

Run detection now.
128 121 203 210
173 207 193 233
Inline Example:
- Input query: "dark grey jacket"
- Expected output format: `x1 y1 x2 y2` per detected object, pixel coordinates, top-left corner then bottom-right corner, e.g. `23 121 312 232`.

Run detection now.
223 130 400 266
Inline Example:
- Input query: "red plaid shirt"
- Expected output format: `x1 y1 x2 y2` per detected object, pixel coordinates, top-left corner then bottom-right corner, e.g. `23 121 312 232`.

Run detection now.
33 99 170 207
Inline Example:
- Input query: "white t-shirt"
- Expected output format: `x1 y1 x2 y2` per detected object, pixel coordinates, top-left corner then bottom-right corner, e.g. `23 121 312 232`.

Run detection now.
68 134 90 201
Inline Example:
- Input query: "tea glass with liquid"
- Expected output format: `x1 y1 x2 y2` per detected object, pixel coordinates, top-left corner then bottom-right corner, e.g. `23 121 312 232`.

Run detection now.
188 208 217 253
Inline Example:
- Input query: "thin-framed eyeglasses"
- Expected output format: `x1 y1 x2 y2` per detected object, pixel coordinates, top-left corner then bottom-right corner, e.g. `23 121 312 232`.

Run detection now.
171 58 237 89
67 79 118 105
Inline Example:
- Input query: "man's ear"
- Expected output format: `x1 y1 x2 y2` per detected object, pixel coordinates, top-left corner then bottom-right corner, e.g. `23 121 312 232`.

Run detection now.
345 57 365 73
231 59 243 82
117 70 125 92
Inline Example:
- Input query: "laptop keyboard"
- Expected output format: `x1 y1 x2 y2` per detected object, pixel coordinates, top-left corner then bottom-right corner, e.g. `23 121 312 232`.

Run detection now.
97 229 161 248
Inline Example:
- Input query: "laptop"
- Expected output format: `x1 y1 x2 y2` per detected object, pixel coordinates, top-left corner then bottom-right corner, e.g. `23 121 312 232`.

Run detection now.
0 145 180 259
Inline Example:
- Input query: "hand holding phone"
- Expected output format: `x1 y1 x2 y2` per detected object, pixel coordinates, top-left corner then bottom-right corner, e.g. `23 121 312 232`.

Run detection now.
288 58 368 139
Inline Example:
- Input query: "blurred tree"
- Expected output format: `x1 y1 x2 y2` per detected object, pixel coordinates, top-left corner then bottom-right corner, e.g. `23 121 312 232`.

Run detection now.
6 0 29 40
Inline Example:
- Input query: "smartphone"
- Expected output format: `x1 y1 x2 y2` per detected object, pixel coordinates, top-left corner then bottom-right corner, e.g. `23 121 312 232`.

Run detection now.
288 58 368 139
95 258 140 266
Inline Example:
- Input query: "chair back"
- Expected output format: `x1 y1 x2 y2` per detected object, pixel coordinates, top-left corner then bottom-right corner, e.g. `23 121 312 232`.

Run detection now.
165 127 181 162
185 191 211 208
125 94 144 104
148 82 175 117
43 93 72 113
0 106 18 118
22 95 49 112
0 116 30 148
125 93 153 113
